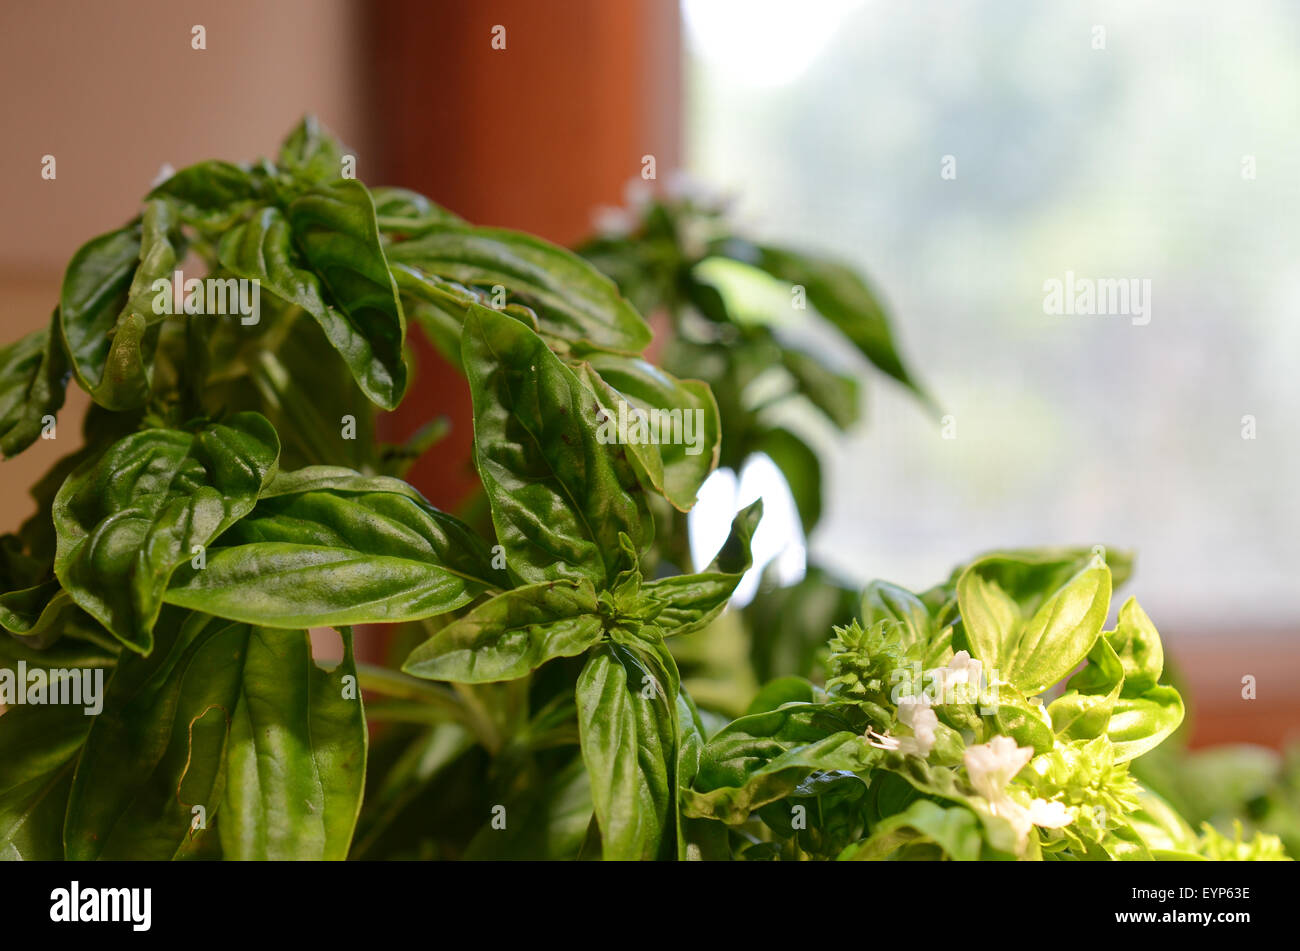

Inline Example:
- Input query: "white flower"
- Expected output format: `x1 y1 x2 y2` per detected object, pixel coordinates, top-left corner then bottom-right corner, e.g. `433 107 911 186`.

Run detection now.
896 696 938 757
867 696 937 757
935 650 983 704
866 728 900 751
963 736 1032 802
964 737 1074 850
1025 797 1072 829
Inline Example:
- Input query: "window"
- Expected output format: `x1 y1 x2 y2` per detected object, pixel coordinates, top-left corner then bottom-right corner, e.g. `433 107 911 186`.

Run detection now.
683 0 1300 633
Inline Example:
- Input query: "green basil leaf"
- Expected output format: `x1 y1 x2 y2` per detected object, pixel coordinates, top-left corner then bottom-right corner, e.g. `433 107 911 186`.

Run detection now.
577 354 720 511
391 262 542 369
218 627 366 860
219 199 405 411
842 799 982 861
939 546 1134 618
278 116 347 186
147 161 261 231
1066 627 1127 696
954 569 1020 673
387 225 651 353
165 482 500 629
402 579 604 683
1099 821 1155 861
1108 597 1164 696
64 610 243 859
462 305 651 588
59 201 180 411
53 413 280 653
780 346 860 429
1047 682 1121 741
959 558 1111 695
0 319 69 458
986 694 1055 754
760 770 869 857
0 698 92 860
683 702 875 824
637 500 761 636
0 581 90 646
257 464 426 500
461 754 594 860
287 180 407 408
1107 686 1185 763
744 676 819 716
1005 565 1111 695
576 640 678 860
860 580 933 656
1128 785 1199 853
717 239 929 404
371 186 464 231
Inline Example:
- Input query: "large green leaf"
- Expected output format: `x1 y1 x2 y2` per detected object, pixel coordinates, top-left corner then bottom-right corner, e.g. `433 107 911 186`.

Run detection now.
958 558 1111 695
58 201 180 411
0 581 92 645
165 477 501 628
1105 687 1185 763
387 225 651 353
637 500 762 637
0 319 69 458
461 305 650 588
64 609 367 860
287 180 406 407
219 192 406 411
1106 597 1165 695
577 639 678 860
370 186 464 231
219 627 366 860
148 160 262 231
842 799 982 861
780 346 860 430
576 354 719 512
715 239 929 404
0 699 93 860
402 579 604 683
52 414 280 653
1060 605 1183 760
64 610 243 859
683 702 876 824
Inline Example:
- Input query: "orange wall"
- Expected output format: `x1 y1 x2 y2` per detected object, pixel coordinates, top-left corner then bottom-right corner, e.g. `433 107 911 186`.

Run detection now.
366 0 681 509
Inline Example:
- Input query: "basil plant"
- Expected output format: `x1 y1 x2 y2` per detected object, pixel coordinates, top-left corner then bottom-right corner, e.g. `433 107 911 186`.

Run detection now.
0 118 747 860
0 121 1286 861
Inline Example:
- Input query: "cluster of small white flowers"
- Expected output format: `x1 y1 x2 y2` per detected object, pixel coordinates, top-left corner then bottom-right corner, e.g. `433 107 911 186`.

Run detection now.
964 736 1071 845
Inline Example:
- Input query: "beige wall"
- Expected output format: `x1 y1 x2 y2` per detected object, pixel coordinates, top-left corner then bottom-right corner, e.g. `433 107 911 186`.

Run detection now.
0 0 366 531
